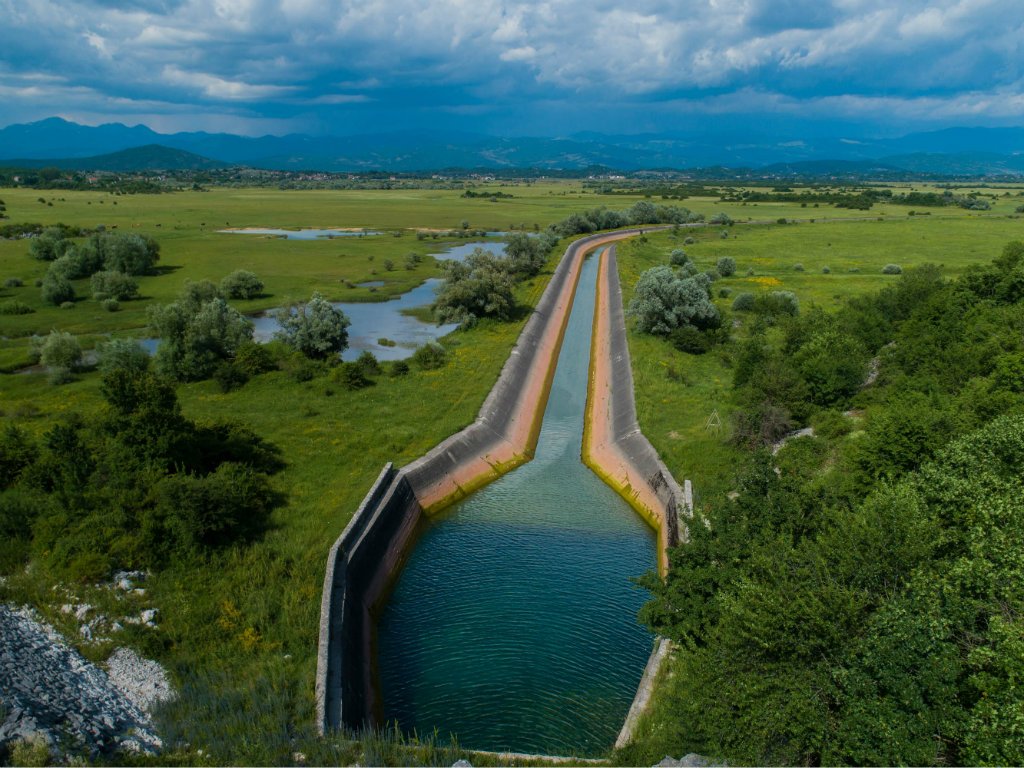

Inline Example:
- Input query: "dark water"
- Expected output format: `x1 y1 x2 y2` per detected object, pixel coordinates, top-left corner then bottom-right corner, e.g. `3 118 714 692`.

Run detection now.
375 250 657 756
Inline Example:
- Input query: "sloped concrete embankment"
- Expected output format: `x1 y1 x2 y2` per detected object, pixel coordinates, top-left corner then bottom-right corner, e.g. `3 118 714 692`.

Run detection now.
582 245 694 748
316 229 654 735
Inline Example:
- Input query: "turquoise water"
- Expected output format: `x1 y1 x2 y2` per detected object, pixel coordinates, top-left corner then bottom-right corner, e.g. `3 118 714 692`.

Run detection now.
376 250 657 756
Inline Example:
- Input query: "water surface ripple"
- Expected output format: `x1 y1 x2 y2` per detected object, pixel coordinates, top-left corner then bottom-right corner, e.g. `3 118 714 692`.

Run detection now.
376 250 656 756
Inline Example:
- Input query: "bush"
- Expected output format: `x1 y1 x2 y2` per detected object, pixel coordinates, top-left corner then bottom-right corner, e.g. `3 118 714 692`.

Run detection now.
59 301 75 310
4 277 23 288
1015 205 1024 214
354 350 382 378
434 250 515 326
669 249 689 266
274 292 350 359
102 298 120 312
29 228 72 261
793 263 805 272
149 283 254 380
90 270 138 301
411 342 448 370
670 325 712 354
627 265 720 335
822 266 831 274
684 236 696 245
40 273 74 305
334 361 372 390
389 360 410 377
755 290 800 317
719 287 732 298
709 212 734 225
732 292 756 311
716 256 737 276
0 300 33 315
97 339 150 375
812 409 853 440
214 362 249 393
100 232 160 275
705 269 721 282
234 342 276 375
39 330 82 384
221 270 264 300
883 264 903 275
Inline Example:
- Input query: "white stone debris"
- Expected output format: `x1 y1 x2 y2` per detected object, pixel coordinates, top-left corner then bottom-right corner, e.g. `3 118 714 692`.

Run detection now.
0 604 168 760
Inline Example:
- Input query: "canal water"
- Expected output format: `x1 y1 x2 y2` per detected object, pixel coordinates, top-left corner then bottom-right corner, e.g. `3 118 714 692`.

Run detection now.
375 249 657 756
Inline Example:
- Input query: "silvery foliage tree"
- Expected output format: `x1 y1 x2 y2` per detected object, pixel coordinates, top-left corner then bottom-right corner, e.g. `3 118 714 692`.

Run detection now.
149 280 254 380
433 249 516 327
38 330 83 384
627 265 720 336
274 292 350 359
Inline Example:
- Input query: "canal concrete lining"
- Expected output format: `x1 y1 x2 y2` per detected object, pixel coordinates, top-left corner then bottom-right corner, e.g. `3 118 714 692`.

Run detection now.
583 245 694 749
584 244 691 573
317 228 662 735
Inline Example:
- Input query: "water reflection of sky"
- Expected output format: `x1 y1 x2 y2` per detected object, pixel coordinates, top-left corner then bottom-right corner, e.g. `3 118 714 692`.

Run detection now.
218 228 380 239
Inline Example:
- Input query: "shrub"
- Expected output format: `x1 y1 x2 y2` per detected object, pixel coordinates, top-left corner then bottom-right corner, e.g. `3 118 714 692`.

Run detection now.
90 270 138 301
719 230 729 239
670 325 712 354
793 263 805 272
383 259 395 272
411 342 448 370
709 212 734 225
102 298 120 312
220 270 264 300
4 277 23 288
354 350 382 378
214 362 249 393
1015 205 1024 214
389 360 410 377
812 409 853 440
719 287 733 298
755 290 800 317
97 339 150 375
822 266 831 274
684 236 696 245
274 292 350 360
883 264 903 275
0 300 33 315
434 251 515 326
39 330 82 384
716 256 737 276
234 342 276 375
335 361 372 390
29 228 72 261
705 269 721 282
149 284 254 381
59 301 75 310
627 265 720 335
732 292 756 311
40 273 75 305
746 267 755 277
669 249 689 266
100 232 160 275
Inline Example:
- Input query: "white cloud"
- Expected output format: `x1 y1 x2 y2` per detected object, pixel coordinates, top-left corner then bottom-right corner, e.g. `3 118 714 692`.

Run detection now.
161 65 298 100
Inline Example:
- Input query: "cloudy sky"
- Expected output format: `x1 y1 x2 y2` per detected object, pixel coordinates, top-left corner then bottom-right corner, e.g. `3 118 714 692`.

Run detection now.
1 0 1022 137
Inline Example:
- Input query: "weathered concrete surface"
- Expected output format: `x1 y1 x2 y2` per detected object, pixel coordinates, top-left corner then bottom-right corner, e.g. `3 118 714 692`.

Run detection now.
584 245 694 750
0 605 164 759
317 228 668 736
584 245 691 574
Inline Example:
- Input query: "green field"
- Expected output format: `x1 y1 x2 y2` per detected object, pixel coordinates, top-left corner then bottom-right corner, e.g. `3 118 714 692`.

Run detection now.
1 181 1023 764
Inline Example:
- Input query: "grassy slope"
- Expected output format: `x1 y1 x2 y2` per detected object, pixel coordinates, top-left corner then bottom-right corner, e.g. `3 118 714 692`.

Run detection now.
613 203 1024 763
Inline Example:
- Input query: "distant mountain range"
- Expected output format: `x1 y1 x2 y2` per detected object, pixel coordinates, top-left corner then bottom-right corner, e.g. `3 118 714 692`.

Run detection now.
1 117 1023 175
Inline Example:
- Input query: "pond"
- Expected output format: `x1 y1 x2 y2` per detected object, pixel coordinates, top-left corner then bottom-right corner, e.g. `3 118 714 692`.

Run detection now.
139 279 456 362
435 241 507 263
375 249 657 755
218 228 381 239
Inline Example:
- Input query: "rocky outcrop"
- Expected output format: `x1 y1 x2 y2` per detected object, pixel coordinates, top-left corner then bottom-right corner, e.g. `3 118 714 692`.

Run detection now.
0 604 166 761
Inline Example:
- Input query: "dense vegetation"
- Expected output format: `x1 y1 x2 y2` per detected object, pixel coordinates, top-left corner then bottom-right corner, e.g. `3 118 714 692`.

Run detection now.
0 360 282 579
629 243 1024 765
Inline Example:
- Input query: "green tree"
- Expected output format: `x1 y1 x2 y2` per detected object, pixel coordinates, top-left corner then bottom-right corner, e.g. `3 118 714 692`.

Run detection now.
90 270 139 301
627 265 720 335
220 269 264 300
274 292 350 359
433 250 516 326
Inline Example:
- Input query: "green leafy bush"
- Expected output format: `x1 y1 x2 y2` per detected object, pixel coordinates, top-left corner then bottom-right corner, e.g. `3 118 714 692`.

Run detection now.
220 270 264 300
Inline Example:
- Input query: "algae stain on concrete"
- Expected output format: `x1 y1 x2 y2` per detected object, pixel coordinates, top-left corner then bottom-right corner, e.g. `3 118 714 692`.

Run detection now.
375 250 657 756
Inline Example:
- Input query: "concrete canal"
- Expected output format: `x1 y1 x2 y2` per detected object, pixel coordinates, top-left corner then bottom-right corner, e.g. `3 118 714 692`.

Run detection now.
375 248 657 756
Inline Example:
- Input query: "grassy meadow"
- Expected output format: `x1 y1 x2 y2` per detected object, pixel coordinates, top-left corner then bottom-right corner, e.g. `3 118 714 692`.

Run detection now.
1 179 1023 764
